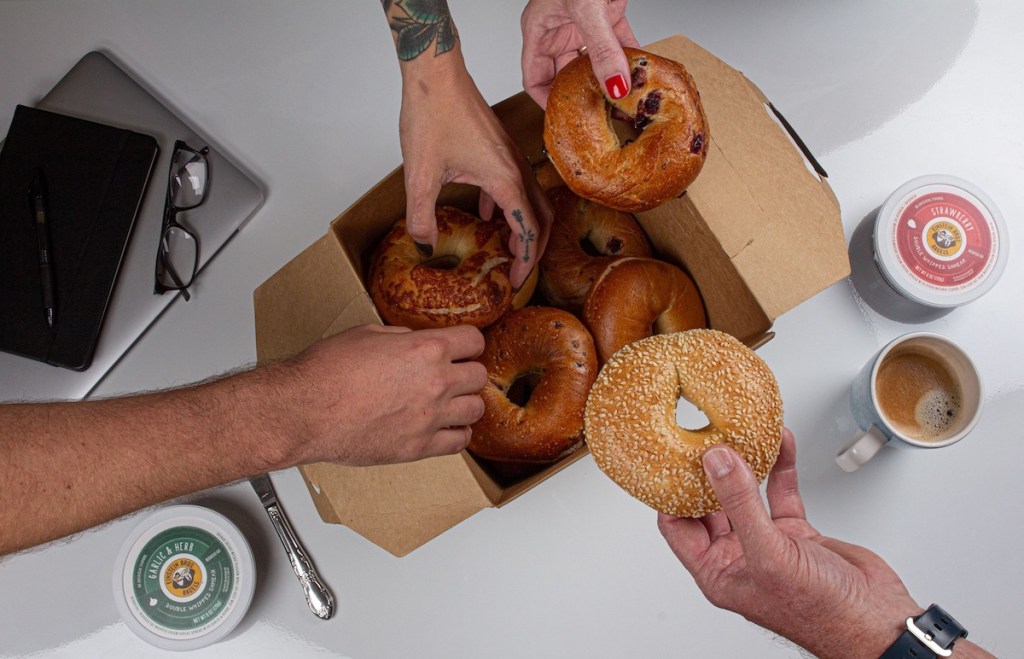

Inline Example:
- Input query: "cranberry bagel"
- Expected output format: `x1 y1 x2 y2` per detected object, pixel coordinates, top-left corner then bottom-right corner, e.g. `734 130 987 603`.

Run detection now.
544 47 709 212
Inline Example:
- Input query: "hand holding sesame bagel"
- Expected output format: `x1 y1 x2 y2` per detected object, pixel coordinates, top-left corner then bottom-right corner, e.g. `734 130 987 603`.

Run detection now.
584 329 783 517
543 47 709 213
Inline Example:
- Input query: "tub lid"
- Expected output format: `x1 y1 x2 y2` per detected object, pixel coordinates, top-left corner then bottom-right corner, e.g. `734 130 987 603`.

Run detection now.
874 174 1008 308
112 504 256 651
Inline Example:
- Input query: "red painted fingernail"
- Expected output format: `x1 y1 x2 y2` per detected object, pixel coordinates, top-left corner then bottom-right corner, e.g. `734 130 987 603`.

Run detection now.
605 73 628 100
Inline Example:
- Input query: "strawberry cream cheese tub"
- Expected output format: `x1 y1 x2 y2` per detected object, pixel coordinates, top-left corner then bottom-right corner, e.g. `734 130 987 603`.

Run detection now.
850 175 1008 322
113 505 256 651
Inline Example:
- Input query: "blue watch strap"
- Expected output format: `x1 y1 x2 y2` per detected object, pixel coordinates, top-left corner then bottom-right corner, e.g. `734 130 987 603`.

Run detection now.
879 604 968 659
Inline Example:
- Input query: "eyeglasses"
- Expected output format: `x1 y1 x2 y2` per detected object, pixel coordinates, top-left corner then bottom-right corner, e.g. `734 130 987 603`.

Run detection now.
154 140 209 302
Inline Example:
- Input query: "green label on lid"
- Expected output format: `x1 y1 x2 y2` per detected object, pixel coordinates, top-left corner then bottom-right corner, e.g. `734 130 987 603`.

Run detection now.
127 525 239 637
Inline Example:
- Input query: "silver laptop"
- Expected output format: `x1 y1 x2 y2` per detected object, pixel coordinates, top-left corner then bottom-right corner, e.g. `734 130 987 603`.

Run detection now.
0 51 265 402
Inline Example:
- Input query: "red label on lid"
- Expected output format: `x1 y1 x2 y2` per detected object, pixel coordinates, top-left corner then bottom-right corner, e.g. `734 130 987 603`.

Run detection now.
892 190 995 291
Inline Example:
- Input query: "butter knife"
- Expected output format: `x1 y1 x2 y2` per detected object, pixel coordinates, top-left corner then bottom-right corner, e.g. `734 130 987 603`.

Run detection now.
249 473 335 620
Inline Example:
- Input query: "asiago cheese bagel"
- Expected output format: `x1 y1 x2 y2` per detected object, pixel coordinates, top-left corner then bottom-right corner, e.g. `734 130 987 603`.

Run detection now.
544 47 709 213
368 206 537 330
584 329 783 517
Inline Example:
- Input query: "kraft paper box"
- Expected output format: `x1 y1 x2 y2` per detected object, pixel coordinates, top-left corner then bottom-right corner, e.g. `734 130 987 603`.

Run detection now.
253 35 850 557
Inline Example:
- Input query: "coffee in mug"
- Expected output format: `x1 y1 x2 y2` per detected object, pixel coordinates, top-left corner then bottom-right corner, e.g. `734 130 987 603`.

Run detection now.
836 332 982 472
875 346 962 442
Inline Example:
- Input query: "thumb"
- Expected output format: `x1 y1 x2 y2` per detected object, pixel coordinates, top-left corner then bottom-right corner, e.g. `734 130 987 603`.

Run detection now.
568 1 632 100
703 445 784 562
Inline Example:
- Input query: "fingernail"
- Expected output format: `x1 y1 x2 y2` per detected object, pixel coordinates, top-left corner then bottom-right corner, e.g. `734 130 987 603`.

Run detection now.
605 74 628 100
414 241 433 257
704 446 734 478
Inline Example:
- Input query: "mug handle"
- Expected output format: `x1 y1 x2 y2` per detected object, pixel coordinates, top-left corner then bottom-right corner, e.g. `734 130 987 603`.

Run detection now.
836 425 889 472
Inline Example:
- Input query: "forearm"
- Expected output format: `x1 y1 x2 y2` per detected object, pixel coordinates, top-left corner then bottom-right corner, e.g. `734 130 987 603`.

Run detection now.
0 364 302 555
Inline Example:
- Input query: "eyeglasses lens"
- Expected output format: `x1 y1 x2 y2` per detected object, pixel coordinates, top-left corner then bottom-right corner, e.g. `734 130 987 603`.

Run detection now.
158 226 199 289
170 153 207 209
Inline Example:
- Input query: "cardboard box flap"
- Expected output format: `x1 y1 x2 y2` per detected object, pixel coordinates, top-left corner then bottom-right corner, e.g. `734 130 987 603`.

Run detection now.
645 36 849 321
298 457 492 558
254 233 369 364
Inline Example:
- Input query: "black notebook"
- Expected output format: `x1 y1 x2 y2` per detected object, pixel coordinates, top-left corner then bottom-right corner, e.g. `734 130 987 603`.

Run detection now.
0 105 158 371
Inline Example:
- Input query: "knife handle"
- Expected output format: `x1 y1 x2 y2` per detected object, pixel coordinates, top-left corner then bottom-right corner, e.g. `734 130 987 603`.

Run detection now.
265 501 335 620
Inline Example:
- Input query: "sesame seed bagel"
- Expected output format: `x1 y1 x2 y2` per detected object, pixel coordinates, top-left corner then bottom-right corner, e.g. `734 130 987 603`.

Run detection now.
368 206 537 330
544 47 709 213
539 186 653 311
584 329 783 517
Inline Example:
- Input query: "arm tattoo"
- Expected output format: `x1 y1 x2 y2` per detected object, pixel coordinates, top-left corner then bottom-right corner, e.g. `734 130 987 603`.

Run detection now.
511 209 535 262
381 0 458 61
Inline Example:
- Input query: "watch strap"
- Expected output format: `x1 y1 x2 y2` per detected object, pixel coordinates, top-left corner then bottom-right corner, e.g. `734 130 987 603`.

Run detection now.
880 604 968 659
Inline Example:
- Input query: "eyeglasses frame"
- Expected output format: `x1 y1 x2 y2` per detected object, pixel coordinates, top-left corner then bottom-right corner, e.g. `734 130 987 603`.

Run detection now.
154 139 210 302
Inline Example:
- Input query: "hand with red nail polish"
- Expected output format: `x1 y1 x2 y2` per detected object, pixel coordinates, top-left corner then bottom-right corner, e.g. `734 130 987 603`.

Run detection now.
521 0 640 108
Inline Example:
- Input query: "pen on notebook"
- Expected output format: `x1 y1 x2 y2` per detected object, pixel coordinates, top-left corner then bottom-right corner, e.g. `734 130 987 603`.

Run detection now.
30 169 56 328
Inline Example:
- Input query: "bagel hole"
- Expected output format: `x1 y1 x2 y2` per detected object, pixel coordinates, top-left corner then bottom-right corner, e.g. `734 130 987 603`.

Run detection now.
608 103 642 147
579 234 603 257
423 254 461 270
675 397 711 432
506 370 543 407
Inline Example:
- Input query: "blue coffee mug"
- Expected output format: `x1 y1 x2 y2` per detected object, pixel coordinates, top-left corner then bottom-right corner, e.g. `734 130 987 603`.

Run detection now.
836 332 983 472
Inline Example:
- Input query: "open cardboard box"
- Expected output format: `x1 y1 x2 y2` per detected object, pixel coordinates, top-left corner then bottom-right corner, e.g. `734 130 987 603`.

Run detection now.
253 35 850 557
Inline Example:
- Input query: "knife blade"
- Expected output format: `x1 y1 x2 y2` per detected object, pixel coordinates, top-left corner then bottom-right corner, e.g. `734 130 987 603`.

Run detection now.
249 473 335 620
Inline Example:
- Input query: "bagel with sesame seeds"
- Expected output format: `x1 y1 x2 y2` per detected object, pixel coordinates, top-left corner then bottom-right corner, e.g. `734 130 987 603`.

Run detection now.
543 47 709 213
584 329 783 517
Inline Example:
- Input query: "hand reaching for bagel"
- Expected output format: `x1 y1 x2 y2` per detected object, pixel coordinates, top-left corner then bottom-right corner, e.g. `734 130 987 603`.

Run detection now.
521 0 641 108
381 0 551 290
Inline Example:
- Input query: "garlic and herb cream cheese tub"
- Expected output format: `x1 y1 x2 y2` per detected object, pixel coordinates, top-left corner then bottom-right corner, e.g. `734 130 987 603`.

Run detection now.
113 505 256 651
850 175 1008 322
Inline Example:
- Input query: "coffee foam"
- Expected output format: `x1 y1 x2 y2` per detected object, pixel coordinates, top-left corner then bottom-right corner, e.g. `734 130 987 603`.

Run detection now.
910 388 961 440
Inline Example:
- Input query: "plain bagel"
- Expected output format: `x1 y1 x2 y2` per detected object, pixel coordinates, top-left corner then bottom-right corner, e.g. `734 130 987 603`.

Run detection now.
470 306 598 463
544 47 709 213
583 257 706 364
584 329 783 517
539 186 653 311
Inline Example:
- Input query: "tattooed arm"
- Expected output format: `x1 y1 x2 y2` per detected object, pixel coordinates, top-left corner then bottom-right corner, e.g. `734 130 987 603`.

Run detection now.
379 0 550 288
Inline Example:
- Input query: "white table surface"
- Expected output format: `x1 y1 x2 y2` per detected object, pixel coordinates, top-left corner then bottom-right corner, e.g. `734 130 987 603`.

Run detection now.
2 1 1022 657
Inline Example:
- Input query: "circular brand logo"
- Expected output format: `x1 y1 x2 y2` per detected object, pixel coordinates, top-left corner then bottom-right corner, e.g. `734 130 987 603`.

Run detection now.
162 555 205 601
924 219 964 260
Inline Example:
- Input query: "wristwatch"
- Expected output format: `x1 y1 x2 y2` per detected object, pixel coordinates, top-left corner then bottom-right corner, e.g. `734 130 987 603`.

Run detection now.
880 604 968 658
